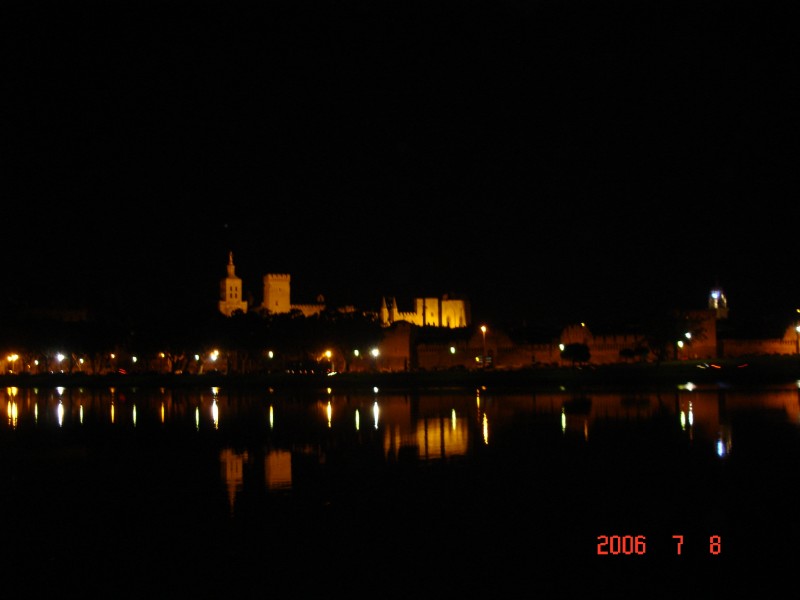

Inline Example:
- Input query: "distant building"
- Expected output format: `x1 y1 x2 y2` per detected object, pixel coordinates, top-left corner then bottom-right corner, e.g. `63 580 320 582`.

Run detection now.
218 251 468 326
218 252 248 317
217 253 325 318
261 273 292 314
380 295 470 328
217 255 800 370
260 273 325 317
709 287 729 320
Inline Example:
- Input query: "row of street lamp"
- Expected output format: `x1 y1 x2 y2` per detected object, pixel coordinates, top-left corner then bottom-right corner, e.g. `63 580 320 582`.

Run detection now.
4 326 495 375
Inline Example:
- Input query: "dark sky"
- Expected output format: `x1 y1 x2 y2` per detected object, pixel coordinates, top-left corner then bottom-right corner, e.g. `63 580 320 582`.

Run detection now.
5 0 799 330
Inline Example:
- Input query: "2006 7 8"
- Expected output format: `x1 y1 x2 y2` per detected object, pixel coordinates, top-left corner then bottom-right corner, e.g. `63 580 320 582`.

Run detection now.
597 534 721 555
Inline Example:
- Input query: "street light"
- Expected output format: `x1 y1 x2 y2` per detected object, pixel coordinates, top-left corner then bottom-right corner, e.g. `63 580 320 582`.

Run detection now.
371 347 380 371
480 325 487 369
796 309 800 354
795 324 800 355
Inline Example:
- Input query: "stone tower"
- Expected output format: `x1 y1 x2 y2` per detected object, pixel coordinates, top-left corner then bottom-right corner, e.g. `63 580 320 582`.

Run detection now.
262 274 292 314
218 251 248 316
709 287 729 320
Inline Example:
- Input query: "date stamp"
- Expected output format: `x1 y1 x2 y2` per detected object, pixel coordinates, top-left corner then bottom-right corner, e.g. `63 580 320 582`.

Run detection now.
597 534 722 556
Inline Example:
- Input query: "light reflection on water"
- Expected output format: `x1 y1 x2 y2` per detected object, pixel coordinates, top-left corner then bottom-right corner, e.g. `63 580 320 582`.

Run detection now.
2 382 799 595
3 384 800 500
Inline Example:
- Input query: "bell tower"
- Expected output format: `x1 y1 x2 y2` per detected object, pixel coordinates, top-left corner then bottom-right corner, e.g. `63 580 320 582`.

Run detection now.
218 251 248 316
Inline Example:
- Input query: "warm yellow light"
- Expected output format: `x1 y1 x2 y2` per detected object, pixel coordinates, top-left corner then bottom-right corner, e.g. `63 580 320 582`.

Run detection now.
8 400 18 428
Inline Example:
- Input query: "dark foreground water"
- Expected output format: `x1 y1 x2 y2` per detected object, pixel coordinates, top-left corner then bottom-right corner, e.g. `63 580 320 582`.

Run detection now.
1 381 799 598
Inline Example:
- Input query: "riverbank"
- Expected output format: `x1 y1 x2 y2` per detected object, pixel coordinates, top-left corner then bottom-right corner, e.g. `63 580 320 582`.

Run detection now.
3 355 800 392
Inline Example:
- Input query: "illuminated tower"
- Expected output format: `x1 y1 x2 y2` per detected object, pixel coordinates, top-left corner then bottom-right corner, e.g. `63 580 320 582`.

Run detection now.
709 288 729 320
218 251 248 316
380 297 390 325
262 274 292 314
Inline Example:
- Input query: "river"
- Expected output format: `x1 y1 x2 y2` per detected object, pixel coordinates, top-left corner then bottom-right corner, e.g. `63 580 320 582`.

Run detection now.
1 381 797 598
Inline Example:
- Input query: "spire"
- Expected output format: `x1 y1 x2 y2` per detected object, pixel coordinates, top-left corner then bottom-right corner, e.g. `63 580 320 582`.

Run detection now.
227 251 236 278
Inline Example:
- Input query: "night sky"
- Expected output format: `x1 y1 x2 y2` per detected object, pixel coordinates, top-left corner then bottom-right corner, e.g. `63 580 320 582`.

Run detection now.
5 0 799 331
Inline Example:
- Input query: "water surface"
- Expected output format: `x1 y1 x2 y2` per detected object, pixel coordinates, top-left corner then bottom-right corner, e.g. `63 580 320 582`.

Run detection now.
2 383 798 597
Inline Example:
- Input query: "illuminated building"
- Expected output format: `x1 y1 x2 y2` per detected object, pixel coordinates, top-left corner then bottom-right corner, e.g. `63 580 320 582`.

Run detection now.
218 251 248 317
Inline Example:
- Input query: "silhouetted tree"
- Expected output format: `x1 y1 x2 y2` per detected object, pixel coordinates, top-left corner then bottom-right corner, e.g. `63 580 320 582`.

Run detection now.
561 343 590 366
313 309 384 372
643 309 708 362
